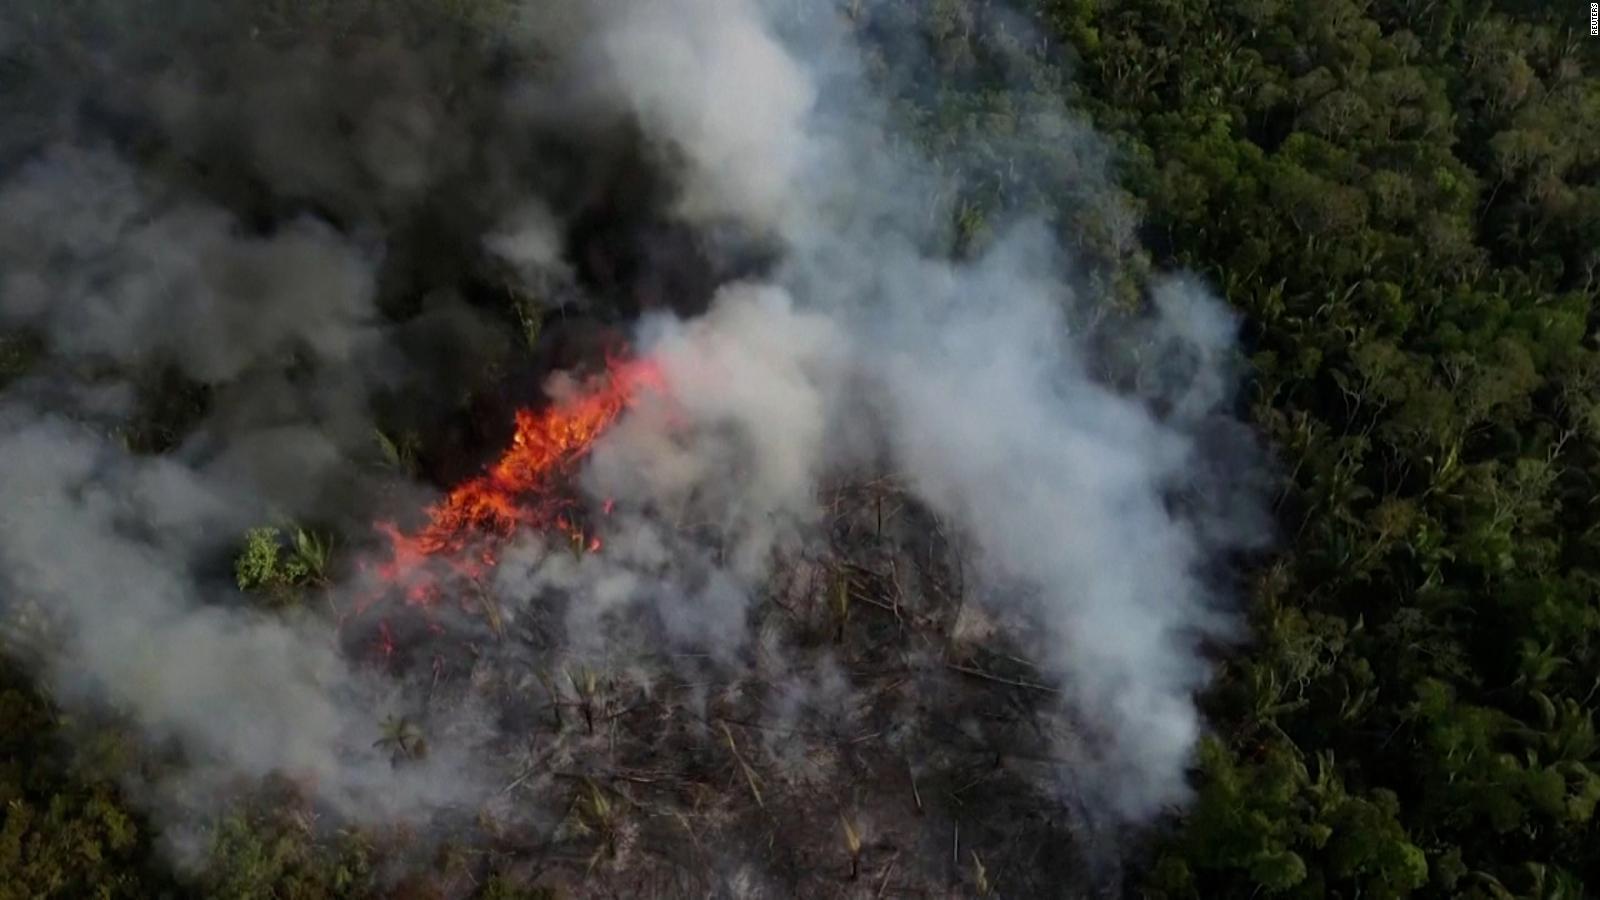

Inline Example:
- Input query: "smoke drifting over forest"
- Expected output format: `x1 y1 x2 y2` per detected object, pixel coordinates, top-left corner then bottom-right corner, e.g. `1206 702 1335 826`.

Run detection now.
0 0 1266 894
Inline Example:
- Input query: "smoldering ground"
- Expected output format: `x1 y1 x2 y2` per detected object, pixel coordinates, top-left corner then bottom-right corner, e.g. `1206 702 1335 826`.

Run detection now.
0 0 1267 896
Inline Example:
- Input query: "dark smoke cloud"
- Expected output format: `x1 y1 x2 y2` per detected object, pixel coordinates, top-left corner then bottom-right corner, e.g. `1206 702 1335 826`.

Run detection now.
0 146 380 383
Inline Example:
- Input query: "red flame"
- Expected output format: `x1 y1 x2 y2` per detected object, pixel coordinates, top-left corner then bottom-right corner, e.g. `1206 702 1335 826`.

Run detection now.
361 355 663 617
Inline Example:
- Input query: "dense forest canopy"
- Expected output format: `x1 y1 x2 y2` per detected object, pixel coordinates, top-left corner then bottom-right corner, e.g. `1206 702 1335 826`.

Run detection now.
1 0 1598 897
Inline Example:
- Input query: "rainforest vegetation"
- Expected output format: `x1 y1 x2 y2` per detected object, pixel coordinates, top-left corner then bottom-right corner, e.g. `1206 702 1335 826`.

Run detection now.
1047 1 1600 897
2 0 1598 897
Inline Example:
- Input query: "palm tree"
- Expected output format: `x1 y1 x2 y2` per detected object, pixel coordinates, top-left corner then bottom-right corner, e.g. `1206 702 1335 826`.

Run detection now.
374 715 427 763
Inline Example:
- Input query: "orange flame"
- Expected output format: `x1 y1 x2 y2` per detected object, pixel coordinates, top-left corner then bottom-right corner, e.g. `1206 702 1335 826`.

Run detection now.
365 355 664 612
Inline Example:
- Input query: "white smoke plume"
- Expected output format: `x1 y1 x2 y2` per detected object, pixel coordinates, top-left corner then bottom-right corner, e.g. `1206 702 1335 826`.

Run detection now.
509 0 1264 822
0 0 1266 892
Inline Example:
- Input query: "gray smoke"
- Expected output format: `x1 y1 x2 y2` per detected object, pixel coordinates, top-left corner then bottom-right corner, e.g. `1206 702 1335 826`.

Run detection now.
0 146 380 383
0 0 1266 889
0 410 498 836
503 0 1264 822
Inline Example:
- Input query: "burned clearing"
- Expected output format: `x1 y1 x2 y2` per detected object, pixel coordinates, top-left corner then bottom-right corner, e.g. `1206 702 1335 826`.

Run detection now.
346 476 1100 896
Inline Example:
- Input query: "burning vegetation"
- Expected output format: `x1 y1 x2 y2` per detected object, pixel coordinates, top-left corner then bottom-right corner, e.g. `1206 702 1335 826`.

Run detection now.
362 355 665 615
327 335 1106 896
